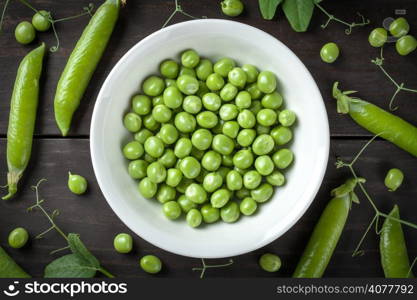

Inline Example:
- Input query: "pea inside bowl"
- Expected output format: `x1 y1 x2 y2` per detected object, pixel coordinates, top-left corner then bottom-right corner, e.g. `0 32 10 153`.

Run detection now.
90 19 329 258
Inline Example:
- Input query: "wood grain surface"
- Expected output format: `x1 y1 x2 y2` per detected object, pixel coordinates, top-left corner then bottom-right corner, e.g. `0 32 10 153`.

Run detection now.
0 0 416 278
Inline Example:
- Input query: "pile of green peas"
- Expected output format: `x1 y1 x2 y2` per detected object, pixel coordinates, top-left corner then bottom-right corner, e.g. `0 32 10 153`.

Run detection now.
368 17 417 56
122 49 297 228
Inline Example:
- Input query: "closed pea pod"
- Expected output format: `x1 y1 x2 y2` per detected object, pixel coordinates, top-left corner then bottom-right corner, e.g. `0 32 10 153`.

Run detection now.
54 0 122 136
3 43 46 200
293 178 362 278
0 246 31 278
333 82 417 157
380 205 413 278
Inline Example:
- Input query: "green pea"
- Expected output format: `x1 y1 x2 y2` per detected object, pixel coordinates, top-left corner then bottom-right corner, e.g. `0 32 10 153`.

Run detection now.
220 201 240 223
236 188 250 199
192 129 213 151
214 57 236 77
196 111 218 128
68 172 88 195
177 74 199 95
163 86 183 109
219 104 239 121
396 35 417 56
240 197 257 216
237 109 256 128
197 81 210 98
259 253 281 272
246 82 263 100
113 233 133 254
389 17 410 38
132 94 152 115
368 28 388 48
143 114 160 131
134 129 152 144
235 91 252 109
153 105 172 124
160 60 179 79
256 109 277 127
237 129 256 147
217 167 231 180
221 0 244 17
202 151 222 171
186 209 202 228
144 137 164 158
228 67 247 88
128 160 148 179
178 195 197 213
256 124 270 135
272 148 294 169
123 140 143 160
175 112 196 133
180 156 201 179
250 100 262 115
270 126 292 145
153 95 164 106
176 178 193 193
220 83 238 101
8 227 29 249
138 177 157 198
226 170 243 191
191 147 205 160
157 185 177 203
158 149 177 168
15 21 36 44
159 124 178 145
181 49 200 68
279 109 296 127
320 42 340 63
201 204 220 223
202 93 222 111
165 79 177 88
212 134 235 155
142 76 165 97
261 92 283 109
251 183 273 203
147 162 166 183
195 169 209 184
266 170 285 186
232 149 254 169
222 121 240 139
32 10 51 31
203 172 223 193
211 189 231 208
144 153 157 163
183 95 202 114
212 120 224 134
257 71 276 94
206 73 225 91
242 64 259 83
252 134 274 155
384 168 404 192
222 154 233 167
179 66 196 77
140 255 162 274
185 183 207 204
243 170 262 189
255 155 274 176
162 200 181 219
174 138 192 158
123 112 141 133
195 58 212 80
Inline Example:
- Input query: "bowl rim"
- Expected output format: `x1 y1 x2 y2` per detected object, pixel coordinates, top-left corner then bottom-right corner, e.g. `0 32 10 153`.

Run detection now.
90 18 330 258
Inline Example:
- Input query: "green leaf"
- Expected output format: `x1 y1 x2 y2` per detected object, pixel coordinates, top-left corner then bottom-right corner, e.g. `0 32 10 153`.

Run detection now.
44 254 96 278
282 0 315 32
314 0 323 3
259 0 283 20
68 233 100 268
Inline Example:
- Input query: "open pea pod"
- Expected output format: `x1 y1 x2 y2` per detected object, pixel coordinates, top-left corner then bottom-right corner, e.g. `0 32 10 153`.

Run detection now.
293 177 363 278
333 82 417 157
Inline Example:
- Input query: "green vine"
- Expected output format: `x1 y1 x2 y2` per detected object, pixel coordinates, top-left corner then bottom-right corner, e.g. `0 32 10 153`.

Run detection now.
192 258 234 278
0 0 94 52
371 47 417 111
315 3 370 35
162 0 205 28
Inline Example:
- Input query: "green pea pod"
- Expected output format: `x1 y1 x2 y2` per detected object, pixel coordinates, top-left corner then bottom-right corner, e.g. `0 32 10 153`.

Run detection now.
333 82 417 157
293 178 362 278
3 43 46 200
380 205 414 278
0 246 31 278
54 0 121 136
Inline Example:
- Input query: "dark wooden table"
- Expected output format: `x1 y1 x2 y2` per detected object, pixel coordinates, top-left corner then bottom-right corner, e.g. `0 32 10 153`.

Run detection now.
0 0 416 278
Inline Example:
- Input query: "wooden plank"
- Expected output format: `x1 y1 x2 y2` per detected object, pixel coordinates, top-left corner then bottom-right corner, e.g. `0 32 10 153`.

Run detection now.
0 138 415 277
0 0 416 137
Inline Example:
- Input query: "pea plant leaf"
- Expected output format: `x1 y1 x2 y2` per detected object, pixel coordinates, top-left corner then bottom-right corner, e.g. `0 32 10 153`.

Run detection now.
68 233 100 268
282 0 315 32
44 254 97 278
259 0 283 20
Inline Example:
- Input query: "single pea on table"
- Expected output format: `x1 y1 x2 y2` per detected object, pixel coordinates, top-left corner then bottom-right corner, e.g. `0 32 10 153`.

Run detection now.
121 49 297 228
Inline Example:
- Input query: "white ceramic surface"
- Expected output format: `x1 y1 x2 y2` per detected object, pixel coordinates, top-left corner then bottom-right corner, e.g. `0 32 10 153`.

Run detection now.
90 19 329 258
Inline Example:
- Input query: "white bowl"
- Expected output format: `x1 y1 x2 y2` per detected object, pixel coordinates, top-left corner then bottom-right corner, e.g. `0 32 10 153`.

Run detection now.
91 19 329 258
